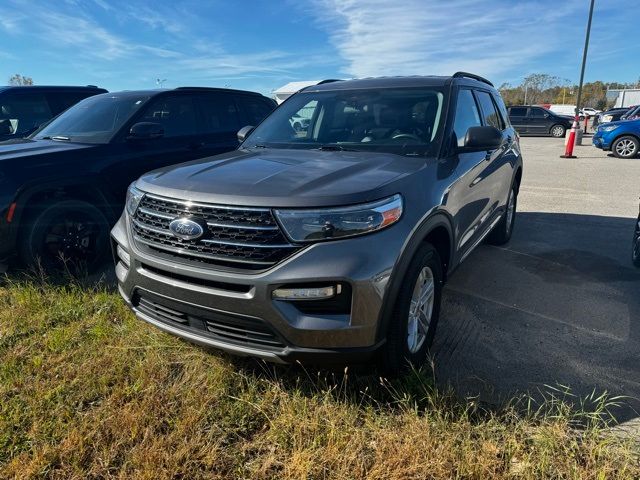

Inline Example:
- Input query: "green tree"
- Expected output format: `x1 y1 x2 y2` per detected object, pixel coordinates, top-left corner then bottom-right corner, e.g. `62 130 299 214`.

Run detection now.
8 74 34 86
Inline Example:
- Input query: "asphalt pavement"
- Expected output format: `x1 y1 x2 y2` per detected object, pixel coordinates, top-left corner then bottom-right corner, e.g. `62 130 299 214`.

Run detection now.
435 135 640 423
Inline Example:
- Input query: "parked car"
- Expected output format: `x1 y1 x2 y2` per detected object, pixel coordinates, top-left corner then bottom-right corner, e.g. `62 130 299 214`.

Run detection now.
595 106 638 127
289 113 311 132
592 118 640 158
621 105 640 121
633 204 640 268
112 72 523 372
508 105 572 137
580 107 600 117
0 85 107 141
0 87 276 269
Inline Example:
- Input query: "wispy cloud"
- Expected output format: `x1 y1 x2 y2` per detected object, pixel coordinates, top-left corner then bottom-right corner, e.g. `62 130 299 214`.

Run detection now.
310 0 585 82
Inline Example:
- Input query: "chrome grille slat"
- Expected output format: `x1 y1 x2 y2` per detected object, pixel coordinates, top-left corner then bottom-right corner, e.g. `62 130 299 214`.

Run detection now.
132 194 300 270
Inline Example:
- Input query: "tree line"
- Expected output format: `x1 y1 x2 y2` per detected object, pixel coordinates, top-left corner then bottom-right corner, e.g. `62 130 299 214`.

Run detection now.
499 73 640 109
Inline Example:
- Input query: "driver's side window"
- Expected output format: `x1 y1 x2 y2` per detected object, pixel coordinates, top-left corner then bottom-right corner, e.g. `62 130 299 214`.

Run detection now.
138 95 198 138
453 89 481 147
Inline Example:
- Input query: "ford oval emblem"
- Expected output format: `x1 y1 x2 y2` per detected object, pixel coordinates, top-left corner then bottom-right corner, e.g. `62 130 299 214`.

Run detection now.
169 217 205 240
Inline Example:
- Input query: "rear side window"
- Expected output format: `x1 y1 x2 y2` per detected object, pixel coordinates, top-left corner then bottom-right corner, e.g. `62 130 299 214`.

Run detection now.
0 93 52 136
509 107 527 116
453 89 481 147
237 96 274 126
139 95 199 137
475 90 504 130
198 94 241 134
46 91 95 115
492 93 511 127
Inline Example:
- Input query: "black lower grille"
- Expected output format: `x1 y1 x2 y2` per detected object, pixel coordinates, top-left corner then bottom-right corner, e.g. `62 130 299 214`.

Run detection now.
132 194 300 270
133 292 286 350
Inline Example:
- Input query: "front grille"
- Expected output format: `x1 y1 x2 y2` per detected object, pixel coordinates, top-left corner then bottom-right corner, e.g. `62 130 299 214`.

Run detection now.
133 292 286 350
132 193 300 270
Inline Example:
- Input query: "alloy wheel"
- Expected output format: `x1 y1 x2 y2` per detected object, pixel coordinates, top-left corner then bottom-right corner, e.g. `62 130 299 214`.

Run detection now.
615 139 637 157
407 266 435 354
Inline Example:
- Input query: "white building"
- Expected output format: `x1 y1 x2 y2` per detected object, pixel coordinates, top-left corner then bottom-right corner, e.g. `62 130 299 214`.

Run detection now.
272 81 322 104
610 89 640 108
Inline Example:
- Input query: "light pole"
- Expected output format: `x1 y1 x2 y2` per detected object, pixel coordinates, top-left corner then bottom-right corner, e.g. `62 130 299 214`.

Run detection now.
561 0 595 158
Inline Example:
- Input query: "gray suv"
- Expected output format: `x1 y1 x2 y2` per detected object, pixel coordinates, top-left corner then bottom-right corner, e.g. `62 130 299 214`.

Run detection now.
112 73 523 372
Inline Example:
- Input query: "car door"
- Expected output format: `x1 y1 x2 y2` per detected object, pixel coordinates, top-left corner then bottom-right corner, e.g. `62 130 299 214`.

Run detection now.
102 93 207 201
528 107 551 135
508 106 528 134
0 91 53 141
449 88 497 258
475 89 515 220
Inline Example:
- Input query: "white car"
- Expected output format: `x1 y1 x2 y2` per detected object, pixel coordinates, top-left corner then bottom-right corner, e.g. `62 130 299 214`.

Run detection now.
580 107 600 117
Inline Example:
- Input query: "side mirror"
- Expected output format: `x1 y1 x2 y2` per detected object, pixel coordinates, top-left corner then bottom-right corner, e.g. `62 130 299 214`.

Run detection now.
461 126 502 151
237 125 254 143
543 113 549 118
128 122 164 141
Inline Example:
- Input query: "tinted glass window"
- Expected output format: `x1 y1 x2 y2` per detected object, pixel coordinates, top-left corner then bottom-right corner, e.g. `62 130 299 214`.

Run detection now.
493 94 511 127
46 91 94 115
476 90 503 130
139 95 199 138
530 107 547 117
0 93 52 136
243 88 446 157
509 107 527 116
238 96 273 125
198 94 241 134
33 94 149 144
453 89 481 147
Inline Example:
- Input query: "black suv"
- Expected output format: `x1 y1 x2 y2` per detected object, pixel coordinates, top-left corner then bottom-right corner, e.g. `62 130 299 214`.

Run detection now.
0 87 275 269
0 85 107 141
508 105 573 137
113 73 523 372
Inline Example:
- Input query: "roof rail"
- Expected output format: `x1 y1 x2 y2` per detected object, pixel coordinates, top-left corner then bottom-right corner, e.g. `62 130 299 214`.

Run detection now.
316 79 343 85
452 72 494 87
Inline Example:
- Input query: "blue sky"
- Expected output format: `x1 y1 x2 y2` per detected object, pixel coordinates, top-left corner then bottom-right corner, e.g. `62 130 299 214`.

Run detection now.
0 0 637 95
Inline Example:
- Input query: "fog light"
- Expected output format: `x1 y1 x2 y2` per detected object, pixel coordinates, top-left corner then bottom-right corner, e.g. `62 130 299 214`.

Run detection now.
272 285 341 301
117 244 130 268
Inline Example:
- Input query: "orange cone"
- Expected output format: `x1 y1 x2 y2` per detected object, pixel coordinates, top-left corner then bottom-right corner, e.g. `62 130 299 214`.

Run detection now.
560 116 579 158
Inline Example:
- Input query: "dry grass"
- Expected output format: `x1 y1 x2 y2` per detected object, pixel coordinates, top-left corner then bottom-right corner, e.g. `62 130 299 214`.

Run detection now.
0 278 638 479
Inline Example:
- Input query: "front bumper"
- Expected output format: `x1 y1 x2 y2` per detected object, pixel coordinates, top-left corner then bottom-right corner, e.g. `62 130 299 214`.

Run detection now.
111 211 405 364
592 132 610 150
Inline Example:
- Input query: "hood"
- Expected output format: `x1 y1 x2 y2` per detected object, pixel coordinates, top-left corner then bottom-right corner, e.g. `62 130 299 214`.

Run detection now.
136 148 427 207
0 138 93 162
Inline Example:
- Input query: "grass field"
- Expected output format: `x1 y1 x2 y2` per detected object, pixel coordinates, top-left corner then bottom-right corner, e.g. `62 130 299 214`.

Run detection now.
0 277 638 479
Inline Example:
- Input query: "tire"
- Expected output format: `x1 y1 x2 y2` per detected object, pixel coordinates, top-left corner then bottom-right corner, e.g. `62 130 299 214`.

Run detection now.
19 199 110 273
612 136 640 159
487 184 517 245
380 243 443 375
633 216 640 268
550 124 566 138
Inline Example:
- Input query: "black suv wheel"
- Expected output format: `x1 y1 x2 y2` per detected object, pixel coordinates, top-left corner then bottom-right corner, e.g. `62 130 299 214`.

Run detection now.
19 199 110 272
381 243 443 374
550 124 566 138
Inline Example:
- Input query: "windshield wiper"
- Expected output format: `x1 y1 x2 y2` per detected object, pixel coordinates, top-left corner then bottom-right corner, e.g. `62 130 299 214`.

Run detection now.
41 135 71 141
315 144 357 152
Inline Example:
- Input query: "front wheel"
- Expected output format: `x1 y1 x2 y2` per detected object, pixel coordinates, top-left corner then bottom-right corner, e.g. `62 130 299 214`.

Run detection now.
19 199 110 273
380 243 443 375
633 217 640 268
612 136 639 159
550 124 566 138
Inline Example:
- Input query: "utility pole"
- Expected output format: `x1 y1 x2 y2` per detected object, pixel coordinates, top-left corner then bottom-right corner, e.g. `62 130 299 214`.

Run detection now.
561 0 595 158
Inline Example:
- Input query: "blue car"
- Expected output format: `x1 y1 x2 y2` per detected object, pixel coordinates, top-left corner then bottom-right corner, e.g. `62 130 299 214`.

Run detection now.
592 118 640 158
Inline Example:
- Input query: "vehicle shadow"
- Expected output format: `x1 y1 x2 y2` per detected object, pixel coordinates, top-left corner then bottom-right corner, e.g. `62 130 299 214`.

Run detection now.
435 211 640 423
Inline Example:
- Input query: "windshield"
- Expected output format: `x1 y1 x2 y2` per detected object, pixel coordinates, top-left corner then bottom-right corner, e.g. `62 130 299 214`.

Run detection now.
31 94 150 144
243 87 446 156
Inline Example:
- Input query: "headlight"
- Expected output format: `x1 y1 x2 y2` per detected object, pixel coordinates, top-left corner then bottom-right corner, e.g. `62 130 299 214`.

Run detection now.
600 125 619 132
602 115 613 122
274 194 403 243
126 183 145 216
